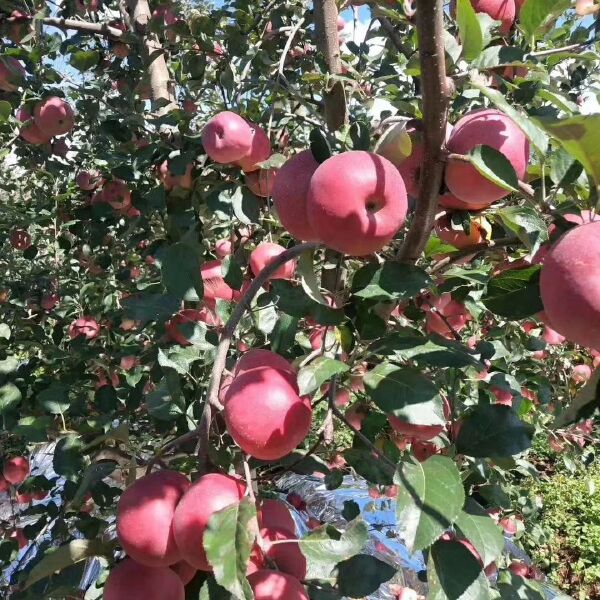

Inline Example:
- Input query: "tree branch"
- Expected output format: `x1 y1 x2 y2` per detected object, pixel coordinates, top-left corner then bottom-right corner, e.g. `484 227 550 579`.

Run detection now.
313 0 348 131
397 0 449 263
26 16 125 38
194 242 321 473
378 16 412 57
126 0 175 110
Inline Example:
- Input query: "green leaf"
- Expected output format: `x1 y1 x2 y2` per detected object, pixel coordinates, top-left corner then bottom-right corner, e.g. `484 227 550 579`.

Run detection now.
0 383 21 414
13 416 51 443
158 346 211 374
482 266 543 319
456 0 483 61
496 207 548 252
336 554 396 598
299 519 368 580
455 499 505 567
469 146 519 193
297 357 349 396
428 540 491 600
0 356 18 374
472 46 525 70
221 255 243 291
298 250 330 305
535 114 600 185
71 461 117 507
457 404 534 458
161 243 204 301
38 383 70 415
497 573 547 599
394 456 465 552
342 500 360 522
472 84 549 156
69 50 100 71
518 0 571 40
0 100 11 122
53 436 86 479
368 332 482 369
553 367 600 428
0 323 9 339
199 575 235 599
352 262 431 302
123 293 181 324
203 497 256 600
24 539 108 589
146 378 185 421
364 363 443 425
270 314 298 356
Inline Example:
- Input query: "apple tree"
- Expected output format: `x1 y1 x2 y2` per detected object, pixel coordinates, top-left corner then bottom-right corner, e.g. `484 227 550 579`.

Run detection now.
0 0 599 598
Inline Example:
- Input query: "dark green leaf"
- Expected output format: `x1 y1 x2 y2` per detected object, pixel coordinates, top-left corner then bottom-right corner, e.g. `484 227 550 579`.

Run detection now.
496 207 548 252
344 448 393 486
497 573 547 599
482 266 543 319
428 540 491 600
123 293 181 324
394 456 464 552
342 500 360 522
368 332 482 368
364 363 443 425
38 383 70 415
232 187 260 225
310 128 332 164
71 461 117 507
221 255 243 291
13 416 51 443
146 378 185 421
53 436 86 479
336 554 396 598
69 50 100 71
457 404 534 458
352 262 431 302
324 469 344 490
161 243 203 301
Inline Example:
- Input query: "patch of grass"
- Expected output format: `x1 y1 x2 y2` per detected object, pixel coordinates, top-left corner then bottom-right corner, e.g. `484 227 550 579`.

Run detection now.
525 462 600 600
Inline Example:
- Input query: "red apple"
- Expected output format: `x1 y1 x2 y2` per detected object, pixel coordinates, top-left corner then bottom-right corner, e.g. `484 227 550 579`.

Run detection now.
9 228 31 250
248 570 309 600
234 349 296 380
215 239 233 258
509 561 531 578
76 171 102 191
0 56 26 92
572 364 592 383
306 151 408 256
435 214 486 249
272 150 320 241
100 180 132 210
202 111 253 164
104 558 185 600
249 243 296 280
170 560 197 586
257 499 296 533
200 260 238 302
17 105 52 145
116 470 190 567
8 529 28 549
158 161 194 191
68 317 100 340
3 456 29 485
33 97 75 137
439 193 489 211
542 325 565 346
445 109 529 206
424 293 471 339
223 367 312 460
540 222 600 349
246 168 277 197
248 527 306 580
172 473 246 571
165 309 221 345
388 396 450 441
236 123 272 172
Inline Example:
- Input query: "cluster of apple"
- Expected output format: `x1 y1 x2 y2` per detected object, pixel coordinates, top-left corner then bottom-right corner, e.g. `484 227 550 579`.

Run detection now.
202 111 275 198
106 468 309 599
16 96 75 146
203 110 411 256
75 170 141 218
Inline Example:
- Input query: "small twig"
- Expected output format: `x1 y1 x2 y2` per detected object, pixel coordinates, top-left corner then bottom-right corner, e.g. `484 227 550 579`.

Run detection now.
530 41 596 58
397 0 449 263
445 153 535 199
378 16 412 57
243 456 256 502
330 404 396 474
195 242 320 473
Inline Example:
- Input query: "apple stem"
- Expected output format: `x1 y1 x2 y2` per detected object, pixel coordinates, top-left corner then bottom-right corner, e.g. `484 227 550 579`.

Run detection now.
397 0 450 264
